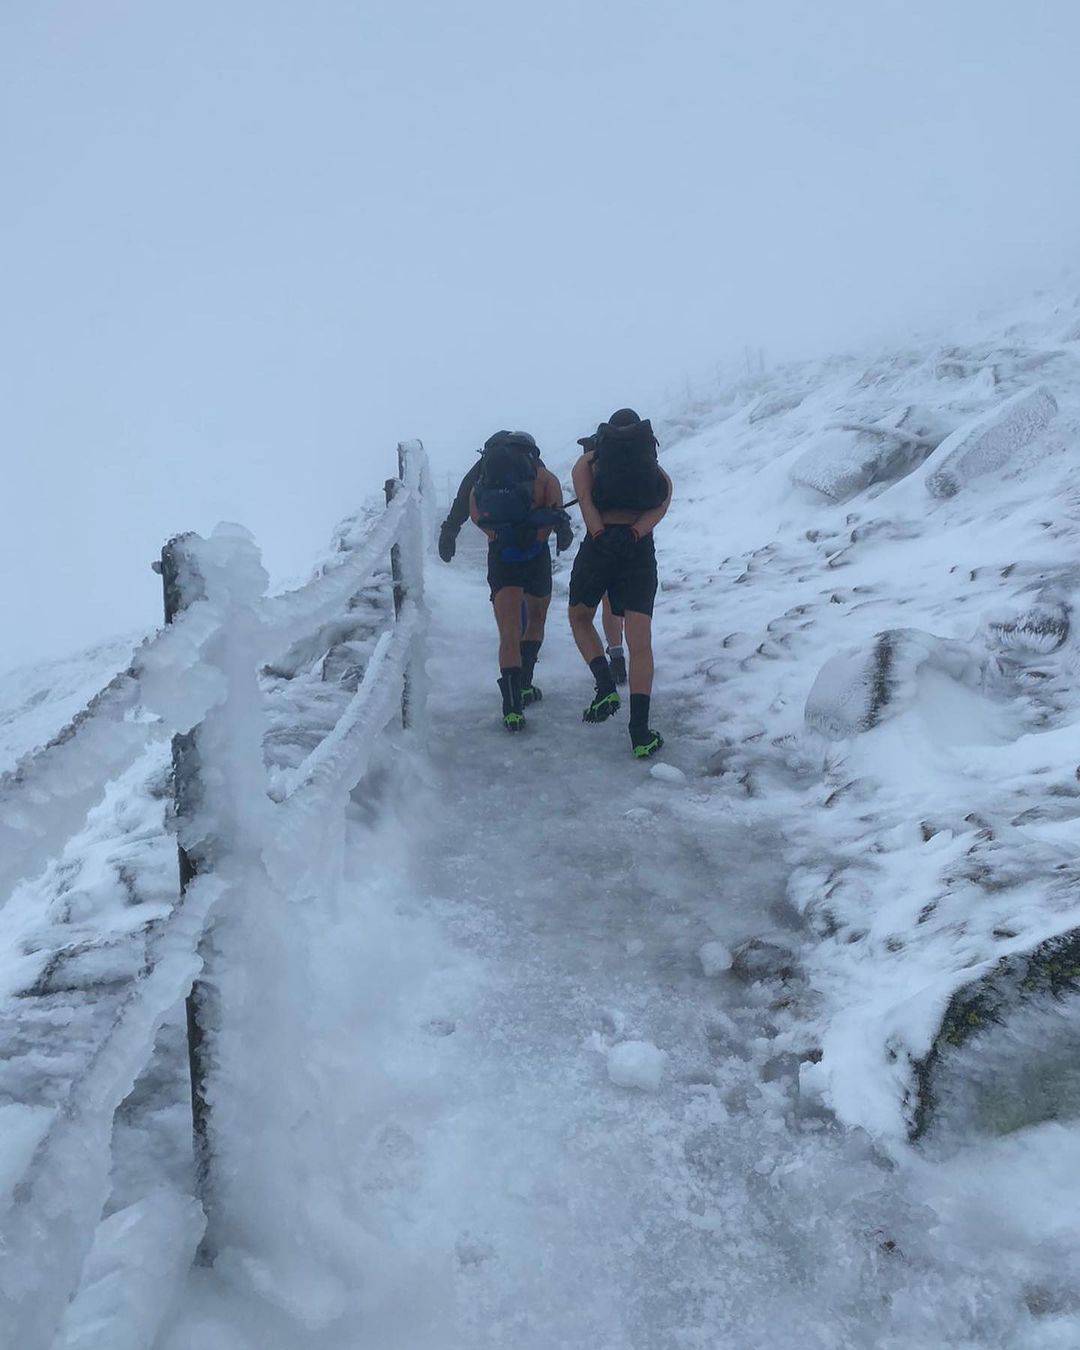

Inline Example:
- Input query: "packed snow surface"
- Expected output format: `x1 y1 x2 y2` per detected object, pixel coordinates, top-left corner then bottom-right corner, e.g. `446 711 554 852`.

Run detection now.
3 290 1080 1346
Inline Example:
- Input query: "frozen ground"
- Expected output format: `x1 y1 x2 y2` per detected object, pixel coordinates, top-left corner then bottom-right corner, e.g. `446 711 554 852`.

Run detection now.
162 553 1079 1349
4 288 1080 1346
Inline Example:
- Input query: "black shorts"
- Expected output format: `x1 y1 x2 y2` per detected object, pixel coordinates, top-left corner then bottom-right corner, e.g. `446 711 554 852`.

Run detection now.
487 542 553 599
568 527 658 618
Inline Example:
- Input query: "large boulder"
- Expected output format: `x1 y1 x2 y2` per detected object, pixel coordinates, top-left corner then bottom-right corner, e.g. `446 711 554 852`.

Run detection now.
912 928 1080 1142
789 408 942 503
925 385 1058 499
804 628 981 740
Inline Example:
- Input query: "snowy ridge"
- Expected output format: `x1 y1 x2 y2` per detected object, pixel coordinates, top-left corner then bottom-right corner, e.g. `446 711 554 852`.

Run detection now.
652 287 1080 1143
0 636 141 777
0 453 429 1350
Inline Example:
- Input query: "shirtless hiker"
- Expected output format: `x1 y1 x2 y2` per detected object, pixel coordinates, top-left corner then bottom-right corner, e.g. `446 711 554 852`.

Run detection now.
470 430 569 731
568 408 672 758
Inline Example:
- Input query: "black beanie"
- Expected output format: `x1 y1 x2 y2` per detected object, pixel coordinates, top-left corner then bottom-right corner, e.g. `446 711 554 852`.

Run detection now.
608 408 641 427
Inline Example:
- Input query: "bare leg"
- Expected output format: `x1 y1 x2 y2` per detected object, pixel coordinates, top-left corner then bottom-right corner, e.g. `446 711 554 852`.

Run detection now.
623 610 654 695
601 594 624 649
493 588 525 668
569 602 604 665
524 594 550 643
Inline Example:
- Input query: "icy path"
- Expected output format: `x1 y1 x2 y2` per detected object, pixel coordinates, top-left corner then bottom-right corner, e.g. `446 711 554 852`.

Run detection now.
166 559 1053 1350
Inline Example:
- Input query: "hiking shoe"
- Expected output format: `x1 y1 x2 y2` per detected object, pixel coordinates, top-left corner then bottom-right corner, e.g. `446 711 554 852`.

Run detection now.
630 727 664 758
521 684 543 707
504 711 526 733
608 651 628 686
583 689 621 723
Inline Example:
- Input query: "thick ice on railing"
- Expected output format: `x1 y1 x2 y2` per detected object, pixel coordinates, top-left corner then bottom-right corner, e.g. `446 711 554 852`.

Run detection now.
256 489 413 659
0 867 223 1350
0 445 430 1343
0 473 425 918
276 602 421 808
167 525 425 1328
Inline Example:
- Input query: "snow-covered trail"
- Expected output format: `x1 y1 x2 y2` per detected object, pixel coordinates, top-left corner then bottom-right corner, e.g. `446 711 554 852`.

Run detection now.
330 558 1032 1350
393 560 805 1348
167 550 1056 1350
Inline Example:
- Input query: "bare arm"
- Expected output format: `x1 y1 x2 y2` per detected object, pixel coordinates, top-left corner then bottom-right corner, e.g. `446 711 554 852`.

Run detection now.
572 454 605 538
631 470 673 540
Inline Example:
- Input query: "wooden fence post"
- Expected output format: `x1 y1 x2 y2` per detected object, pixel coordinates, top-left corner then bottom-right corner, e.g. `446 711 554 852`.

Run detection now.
158 534 216 1256
385 453 411 729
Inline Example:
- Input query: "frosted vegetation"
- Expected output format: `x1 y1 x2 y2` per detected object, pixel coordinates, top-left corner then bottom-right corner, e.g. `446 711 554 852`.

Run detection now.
2 299 1080 1346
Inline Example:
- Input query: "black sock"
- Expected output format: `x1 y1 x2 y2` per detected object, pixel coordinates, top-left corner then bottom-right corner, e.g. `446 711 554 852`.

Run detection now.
521 640 541 686
629 692 651 731
499 666 522 714
499 666 523 714
589 656 615 694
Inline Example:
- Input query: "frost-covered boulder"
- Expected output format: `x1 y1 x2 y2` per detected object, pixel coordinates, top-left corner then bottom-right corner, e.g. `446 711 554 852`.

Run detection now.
925 385 1058 499
984 596 1070 655
805 628 982 739
789 409 940 503
912 928 1080 1141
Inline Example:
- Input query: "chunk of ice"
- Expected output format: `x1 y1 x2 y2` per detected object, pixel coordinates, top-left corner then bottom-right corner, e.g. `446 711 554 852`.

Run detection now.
699 941 734 976
607 1040 667 1092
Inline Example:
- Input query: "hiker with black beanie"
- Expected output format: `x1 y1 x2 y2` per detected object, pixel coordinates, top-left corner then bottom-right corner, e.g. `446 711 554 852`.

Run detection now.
568 409 672 758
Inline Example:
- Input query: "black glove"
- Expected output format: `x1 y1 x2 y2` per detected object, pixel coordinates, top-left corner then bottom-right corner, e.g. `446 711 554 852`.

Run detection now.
555 516 574 555
438 522 457 563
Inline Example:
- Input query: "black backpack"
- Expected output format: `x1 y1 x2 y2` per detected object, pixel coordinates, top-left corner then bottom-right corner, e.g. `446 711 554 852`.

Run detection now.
474 431 538 529
590 418 665 512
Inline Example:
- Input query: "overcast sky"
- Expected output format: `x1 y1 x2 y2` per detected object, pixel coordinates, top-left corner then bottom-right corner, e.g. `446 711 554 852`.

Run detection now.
2 0 1078 664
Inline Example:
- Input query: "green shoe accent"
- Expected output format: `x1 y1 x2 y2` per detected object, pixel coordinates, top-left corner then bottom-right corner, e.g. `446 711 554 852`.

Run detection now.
521 684 543 707
504 712 526 732
631 731 664 758
582 690 621 724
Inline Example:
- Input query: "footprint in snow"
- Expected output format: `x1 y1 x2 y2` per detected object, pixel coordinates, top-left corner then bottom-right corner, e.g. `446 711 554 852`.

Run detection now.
425 1017 456 1037
455 1233 495 1269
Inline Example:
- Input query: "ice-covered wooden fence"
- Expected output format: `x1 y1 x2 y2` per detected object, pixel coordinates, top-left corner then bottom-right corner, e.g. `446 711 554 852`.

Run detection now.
0 441 430 1350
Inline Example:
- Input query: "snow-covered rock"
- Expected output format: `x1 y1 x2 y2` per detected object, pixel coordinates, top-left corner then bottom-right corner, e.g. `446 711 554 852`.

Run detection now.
984 595 1070 655
913 928 1080 1142
730 938 797 984
804 628 984 740
925 385 1058 498
789 419 936 503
